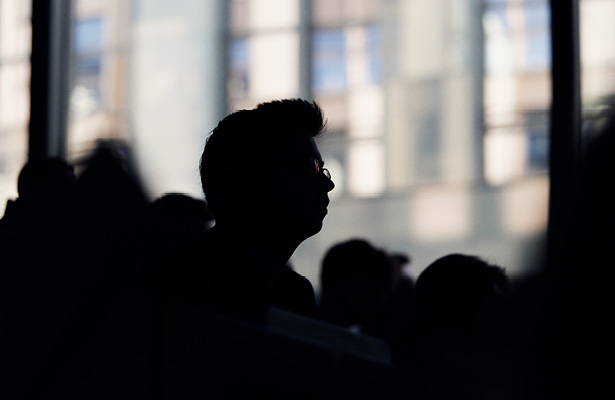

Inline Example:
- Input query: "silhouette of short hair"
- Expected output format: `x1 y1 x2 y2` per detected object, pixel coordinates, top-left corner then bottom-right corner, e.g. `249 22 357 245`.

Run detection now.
415 253 510 332
199 99 326 219
17 157 76 200
320 238 402 327
148 193 213 239
320 239 394 296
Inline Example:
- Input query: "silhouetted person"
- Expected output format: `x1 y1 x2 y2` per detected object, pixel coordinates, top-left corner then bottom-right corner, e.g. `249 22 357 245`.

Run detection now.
146 99 334 322
74 140 149 286
403 253 520 400
0 157 77 231
140 193 214 269
414 254 511 337
0 157 81 399
319 238 415 347
30 141 154 399
542 114 615 400
271 261 321 319
66 140 150 338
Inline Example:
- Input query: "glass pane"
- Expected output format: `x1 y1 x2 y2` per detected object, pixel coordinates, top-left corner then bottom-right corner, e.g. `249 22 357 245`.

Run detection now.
347 86 384 139
69 0 226 197
312 29 347 95
483 0 551 185
347 140 385 196
0 0 30 213
249 32 300 100
580 0 615 133
484 128 528 185
69 1 124 159
249 0 299 30
229 38 250 99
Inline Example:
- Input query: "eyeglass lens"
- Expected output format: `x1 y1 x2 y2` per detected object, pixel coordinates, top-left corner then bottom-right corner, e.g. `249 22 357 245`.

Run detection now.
310 157 331 179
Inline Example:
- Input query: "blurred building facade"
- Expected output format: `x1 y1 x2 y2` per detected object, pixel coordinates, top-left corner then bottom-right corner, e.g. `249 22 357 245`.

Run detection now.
2 0 614 288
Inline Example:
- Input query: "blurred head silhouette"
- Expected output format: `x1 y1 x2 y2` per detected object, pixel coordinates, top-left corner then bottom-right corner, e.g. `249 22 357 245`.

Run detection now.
200 99 334 242
415 253 511 335
76 140 147 212
17 157 76 206
320 238 404 327
146 193 214 254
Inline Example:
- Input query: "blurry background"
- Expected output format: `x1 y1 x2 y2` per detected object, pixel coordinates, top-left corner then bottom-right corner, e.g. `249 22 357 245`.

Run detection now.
1 0 614 290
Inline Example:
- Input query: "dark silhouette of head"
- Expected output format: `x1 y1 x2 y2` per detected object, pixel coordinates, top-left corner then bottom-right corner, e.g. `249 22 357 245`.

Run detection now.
200 99 334 241
146 193 214 253
320 238 403 327
76 140 147 213
16 157 76 210
415 253 510 334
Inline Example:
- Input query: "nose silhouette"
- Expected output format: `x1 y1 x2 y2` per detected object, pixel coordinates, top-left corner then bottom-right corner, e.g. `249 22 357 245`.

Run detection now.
318 170 335 192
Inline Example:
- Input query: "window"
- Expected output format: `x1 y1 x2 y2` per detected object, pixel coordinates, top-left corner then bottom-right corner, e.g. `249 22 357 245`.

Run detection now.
312 29 347 95
71 17 103 118
580 0 615 139
0 0 31 210
483 0 551 186
68 2 128 159
228 0 301 109
311 0 385 197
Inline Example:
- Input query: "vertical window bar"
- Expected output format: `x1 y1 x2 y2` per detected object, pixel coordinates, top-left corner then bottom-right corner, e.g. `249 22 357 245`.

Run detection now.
29 0 72 160
547 0 581 269
298 0 312 100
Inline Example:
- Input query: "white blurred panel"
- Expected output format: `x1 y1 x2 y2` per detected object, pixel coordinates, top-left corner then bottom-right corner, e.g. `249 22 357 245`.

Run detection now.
581 0 615 67
484 75 519 128
484 128 527 186
250 0 299 30
0 0 30 58
501 177 549 236
0 0 30 210
347 86 384 139
345 26 368 87
0 64 30 129
348 140 385 196
249 32 299 100
400 0 446 79
411 186 472 242
131 0 225 198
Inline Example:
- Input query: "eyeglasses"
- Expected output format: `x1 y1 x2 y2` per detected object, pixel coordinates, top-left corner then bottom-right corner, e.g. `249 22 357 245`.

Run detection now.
309 157 331 180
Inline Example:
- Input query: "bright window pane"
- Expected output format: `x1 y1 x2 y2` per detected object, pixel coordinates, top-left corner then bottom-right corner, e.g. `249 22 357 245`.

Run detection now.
249 0 299 30
313 29 347 95
483 0 551 185
580 0 615 122
68 0 225 197
249 32 300 100
0 0 30 211
348 140 385 196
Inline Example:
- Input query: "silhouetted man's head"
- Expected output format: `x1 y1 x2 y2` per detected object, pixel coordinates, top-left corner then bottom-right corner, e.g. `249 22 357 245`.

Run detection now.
415 253 510 333
17 157 76 208
200 99 334 239
320 238 402 326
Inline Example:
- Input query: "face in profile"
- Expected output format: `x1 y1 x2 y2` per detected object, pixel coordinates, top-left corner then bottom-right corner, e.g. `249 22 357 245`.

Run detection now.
253 134 335 240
